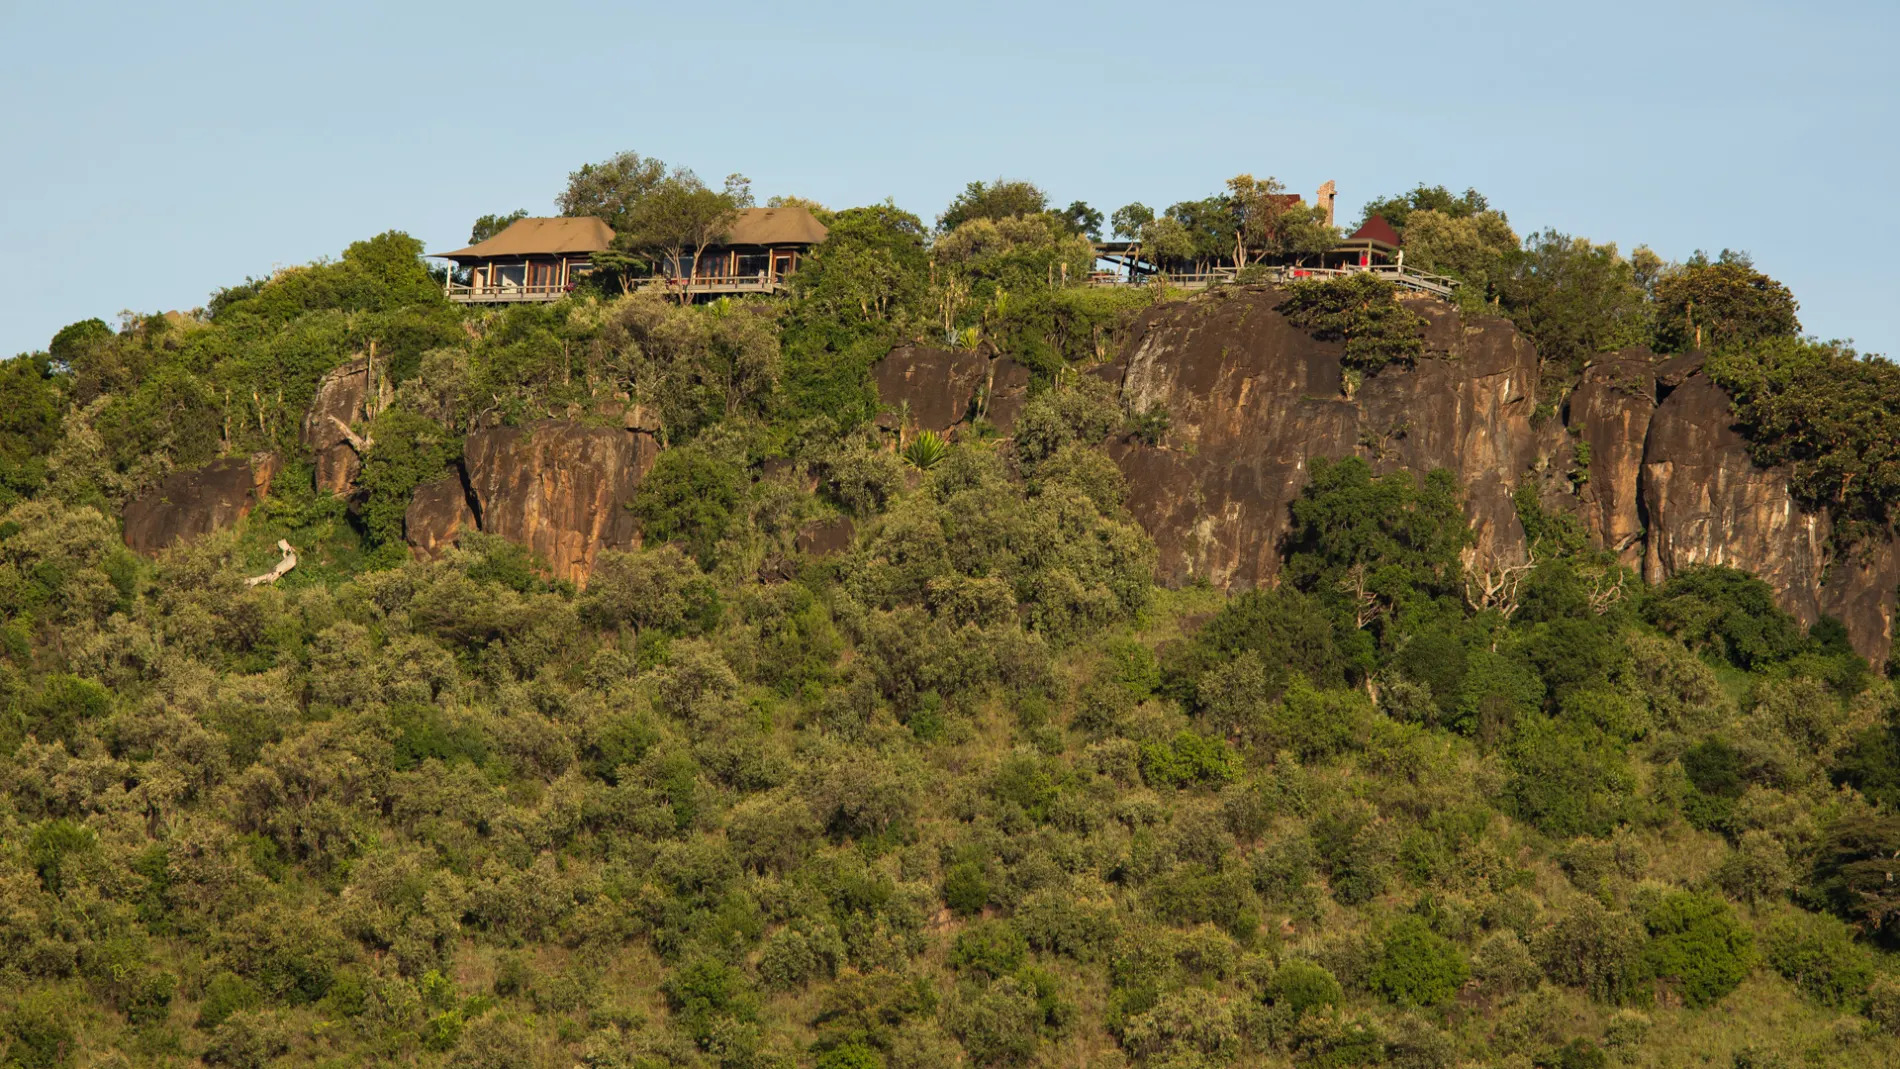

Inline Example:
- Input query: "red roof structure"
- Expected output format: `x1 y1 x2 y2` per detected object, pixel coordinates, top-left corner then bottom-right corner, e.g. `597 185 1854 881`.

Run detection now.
1347 215 1402 248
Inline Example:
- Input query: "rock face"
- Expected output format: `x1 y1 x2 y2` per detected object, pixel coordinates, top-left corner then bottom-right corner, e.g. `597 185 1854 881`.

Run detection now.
1568 352 1658 569
404 475 477 561
1109 288 1545 589
300 359 370 495
1641 373 1833 620
1066 285 1900 662
123 453 280 555
873 347 988 433
872 346 1034 435
462 421 659 583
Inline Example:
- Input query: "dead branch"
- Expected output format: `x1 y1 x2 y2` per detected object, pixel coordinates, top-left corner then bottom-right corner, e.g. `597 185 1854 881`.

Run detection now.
328 415 374 454
245 540 297 587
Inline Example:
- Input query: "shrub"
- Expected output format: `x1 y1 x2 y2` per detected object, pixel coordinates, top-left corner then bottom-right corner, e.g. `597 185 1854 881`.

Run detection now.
1643 566 1804 669
1266 959 1343 1018
1641 892 1753 1008
1373 917 1471 1007
1278 272 1426 377
1534 900 1650 1005
1759 911 1872 1008
1140 731 1240 789
630 446 744 568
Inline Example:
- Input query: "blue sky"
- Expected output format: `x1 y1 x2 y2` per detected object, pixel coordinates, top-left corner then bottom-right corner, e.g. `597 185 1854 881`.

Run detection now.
3 0 1895 358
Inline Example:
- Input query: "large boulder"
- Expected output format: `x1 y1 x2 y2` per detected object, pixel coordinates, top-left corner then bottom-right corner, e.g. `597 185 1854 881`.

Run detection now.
873 346 989 433
404 474 477 561
123 453 280 555
300 358 370 495
462 421 659 583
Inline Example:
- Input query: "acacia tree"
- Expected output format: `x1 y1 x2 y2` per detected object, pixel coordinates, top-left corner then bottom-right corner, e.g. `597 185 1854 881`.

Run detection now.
620 170 753 302
1225 174 1337 266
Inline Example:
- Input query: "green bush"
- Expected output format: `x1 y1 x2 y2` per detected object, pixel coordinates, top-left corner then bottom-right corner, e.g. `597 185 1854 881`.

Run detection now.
630 446 744 568
1373 917 1471 1007
1759 911 1873 1008
1641 891 1753 1008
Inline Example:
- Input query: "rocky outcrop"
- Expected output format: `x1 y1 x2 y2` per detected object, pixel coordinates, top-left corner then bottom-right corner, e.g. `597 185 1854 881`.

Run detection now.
872 346 1036 436
123 453 280 555
404 474 477 561
1089 286 1900 661
1641 373 1832 621
796 516 855 557
874 347 988 433
1109 287 1545 588
300 359 370 495
985 357 1032 434
462 421 659 583
1568 352 1658 568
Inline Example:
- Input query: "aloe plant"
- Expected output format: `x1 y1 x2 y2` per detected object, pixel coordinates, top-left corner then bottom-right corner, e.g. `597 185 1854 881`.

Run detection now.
902 429 949 470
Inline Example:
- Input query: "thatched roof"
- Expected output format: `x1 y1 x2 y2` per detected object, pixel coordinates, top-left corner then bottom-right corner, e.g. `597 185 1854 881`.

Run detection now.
723 206 828 247
435 217 615 261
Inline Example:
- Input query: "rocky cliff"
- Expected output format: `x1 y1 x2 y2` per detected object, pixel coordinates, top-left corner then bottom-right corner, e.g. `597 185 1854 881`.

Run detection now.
871 286 1900 663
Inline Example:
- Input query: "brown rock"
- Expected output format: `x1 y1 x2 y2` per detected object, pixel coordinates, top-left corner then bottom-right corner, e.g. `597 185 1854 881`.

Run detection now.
123 453 280 555
873 346 987 433
462 421 659 583
984 356 1032 434
1819 540 1900 665
796 516 856 557
1112 288 1547 588
300 359 370 495
405 474 476 561
1359 299 1546 570
1568 352 1658 567
1642 374 1829 622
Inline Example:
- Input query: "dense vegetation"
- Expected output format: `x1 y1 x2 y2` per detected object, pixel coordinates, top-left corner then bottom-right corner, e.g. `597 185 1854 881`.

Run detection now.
1 156 1897 1069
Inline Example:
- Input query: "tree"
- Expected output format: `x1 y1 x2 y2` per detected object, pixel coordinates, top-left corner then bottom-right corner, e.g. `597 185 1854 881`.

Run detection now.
1641 891 1753 1008
619 169 753 299
1360 184 1491 231
1225 174 1339 266
938 178 1048 231
1652 253 1800 353
1278 273 1428 382
468 210 528 245
1398 209 1519 299
1110 203 1153 240
1501 230 1650 373
1374 917 1471 1007
1809 813 1900 934
1060 201 1104 241
556 149 669 230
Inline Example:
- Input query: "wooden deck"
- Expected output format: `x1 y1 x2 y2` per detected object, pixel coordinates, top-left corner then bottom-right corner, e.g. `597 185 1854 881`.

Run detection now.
444 282 571 304
446 276 788 303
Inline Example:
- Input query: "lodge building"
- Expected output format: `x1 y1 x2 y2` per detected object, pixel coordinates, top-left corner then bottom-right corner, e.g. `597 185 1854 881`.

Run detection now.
436 206 829 304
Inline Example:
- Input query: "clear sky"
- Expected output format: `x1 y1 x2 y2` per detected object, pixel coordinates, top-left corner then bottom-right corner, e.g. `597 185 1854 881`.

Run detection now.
3 0 1895 358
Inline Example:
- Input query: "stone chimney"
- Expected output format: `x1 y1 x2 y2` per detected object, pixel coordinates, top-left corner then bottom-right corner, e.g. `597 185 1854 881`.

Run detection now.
1316 181 1337 227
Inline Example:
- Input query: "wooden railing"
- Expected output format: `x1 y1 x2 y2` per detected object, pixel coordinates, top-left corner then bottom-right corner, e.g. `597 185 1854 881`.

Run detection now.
631 275 786 295
444 281 571 303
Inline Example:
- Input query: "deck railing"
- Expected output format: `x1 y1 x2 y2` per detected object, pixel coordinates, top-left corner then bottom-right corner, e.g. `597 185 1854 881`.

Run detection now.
630 275 786 295
444 281 572 303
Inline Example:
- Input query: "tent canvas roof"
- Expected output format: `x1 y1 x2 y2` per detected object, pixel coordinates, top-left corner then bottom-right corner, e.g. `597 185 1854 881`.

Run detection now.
435 216 615 261
723 206 828 247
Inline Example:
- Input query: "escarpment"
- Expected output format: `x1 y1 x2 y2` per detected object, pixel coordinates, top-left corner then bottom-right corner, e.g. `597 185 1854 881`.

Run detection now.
1057 286 1894 662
